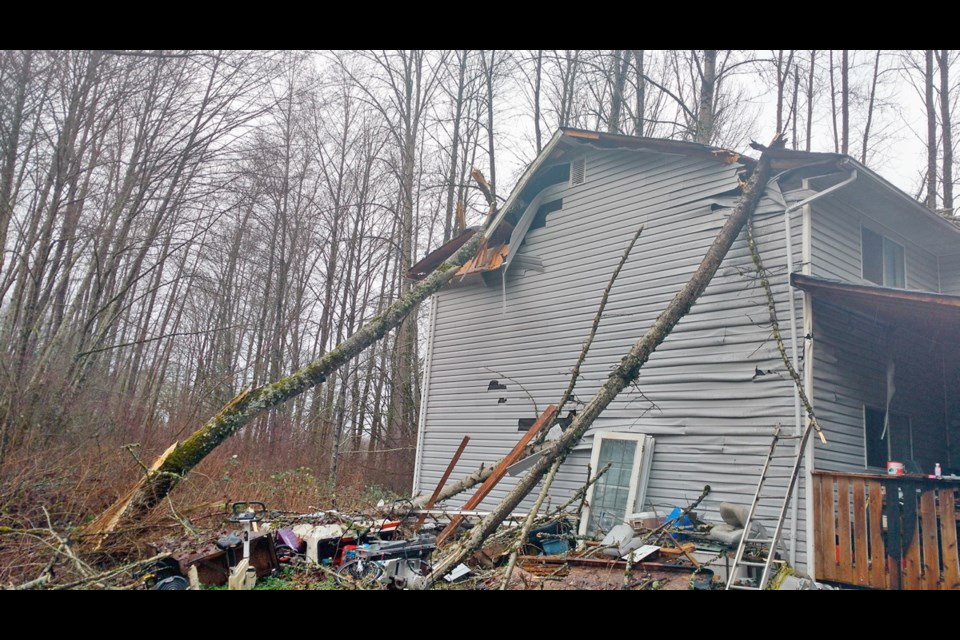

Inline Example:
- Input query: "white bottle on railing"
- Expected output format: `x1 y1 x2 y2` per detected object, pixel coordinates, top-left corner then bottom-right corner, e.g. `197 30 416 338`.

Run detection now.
935 463 942 479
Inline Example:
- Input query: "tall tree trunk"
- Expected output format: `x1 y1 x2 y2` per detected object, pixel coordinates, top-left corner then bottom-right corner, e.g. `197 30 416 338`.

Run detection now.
791 65 800 149
939 50 953 214
841 50 849 155
861 50 881 164
774 50 795 134
0 50 33 279
829 50 839 153
806 50 816 152
483 50 497 201
533 50 543 153
443 51 468 243
633 50 645 137
926 49 938 210
607 50 629 134
695 50 717 144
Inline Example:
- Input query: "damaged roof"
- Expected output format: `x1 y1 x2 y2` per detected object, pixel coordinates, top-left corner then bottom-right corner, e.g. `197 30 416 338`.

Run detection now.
408 129 751 281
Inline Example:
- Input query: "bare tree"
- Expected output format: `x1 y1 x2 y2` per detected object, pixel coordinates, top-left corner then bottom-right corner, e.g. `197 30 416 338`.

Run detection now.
937 50 954 214
927 49 938 210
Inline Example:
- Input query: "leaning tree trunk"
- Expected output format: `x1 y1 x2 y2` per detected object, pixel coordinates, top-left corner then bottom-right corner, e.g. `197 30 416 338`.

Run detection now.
80 223 492 549
423 135 783 587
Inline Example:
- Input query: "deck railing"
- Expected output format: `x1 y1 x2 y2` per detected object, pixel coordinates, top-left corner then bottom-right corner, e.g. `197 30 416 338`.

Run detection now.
812 471 960 589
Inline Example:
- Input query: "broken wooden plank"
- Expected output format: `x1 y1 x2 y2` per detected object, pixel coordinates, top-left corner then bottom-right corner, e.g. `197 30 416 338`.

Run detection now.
406 508 531 519
812 474 826 580
852 478 869 586
920 490 940 590
836 476 852 585
415 436 470 530
819 474 837 581
867 480 886 588
436 405 557 546
517 555 697 572
938 488 960 590
658 542 696 557
903 491 923 590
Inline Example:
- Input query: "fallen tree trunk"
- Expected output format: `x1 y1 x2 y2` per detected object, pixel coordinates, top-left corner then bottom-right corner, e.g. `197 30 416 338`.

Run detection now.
423 136 783 587
81 224 492 549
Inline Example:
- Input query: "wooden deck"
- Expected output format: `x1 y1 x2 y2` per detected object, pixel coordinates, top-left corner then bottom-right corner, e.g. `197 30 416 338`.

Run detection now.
813 471 960 589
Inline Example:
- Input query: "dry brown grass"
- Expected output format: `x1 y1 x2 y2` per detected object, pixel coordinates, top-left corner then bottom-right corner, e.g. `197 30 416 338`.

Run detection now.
0 428 410 587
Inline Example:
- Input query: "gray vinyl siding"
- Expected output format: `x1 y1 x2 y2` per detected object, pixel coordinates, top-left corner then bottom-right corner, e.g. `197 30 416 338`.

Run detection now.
810 197 940 292
940 253 960 295
810 299 887 472
417 148 810 569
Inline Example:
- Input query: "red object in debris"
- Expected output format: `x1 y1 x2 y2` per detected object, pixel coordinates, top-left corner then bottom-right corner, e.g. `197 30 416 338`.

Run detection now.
339 545 358 567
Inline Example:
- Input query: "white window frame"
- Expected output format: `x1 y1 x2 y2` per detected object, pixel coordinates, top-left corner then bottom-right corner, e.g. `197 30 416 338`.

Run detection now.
860 224 906 288
578 432 653 538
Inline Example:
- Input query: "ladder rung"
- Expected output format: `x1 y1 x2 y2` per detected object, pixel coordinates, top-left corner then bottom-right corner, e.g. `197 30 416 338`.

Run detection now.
745 538 774 544
737 560 768 567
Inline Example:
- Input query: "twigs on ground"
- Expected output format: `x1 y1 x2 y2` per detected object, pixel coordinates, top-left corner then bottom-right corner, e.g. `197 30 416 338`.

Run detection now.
52 552 171 590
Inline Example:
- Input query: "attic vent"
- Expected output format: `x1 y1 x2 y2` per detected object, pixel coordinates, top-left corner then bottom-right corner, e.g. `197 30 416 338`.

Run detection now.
570 157 586 186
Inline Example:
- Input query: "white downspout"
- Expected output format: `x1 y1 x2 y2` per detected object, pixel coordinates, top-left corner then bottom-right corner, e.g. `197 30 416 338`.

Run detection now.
801 203 816 576
782 165 858 567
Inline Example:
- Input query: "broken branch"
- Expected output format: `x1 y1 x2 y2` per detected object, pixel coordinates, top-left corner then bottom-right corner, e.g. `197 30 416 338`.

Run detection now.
745 220 827 444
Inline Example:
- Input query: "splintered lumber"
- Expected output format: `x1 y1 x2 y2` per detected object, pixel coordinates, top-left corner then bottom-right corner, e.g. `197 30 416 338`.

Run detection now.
415 436 470 530
436 405 557 546
80 223 492 550
517 555 697 572
423 135 785 588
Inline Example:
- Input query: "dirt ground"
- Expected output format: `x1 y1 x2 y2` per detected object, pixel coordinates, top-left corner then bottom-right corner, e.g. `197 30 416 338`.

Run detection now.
505 565 697 590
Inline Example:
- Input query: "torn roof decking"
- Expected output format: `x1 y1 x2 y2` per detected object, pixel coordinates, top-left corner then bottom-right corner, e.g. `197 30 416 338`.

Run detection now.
791 273 960 345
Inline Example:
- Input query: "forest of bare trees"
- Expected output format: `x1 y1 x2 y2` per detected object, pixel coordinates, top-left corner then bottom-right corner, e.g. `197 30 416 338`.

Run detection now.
0 50 956 512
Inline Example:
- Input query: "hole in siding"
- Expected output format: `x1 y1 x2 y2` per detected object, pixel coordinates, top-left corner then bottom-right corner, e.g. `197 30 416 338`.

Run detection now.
528 198 563 232
488 380 507 391
517 410 577 431
558 410 577 429
497 397 507 404
539 162 570 186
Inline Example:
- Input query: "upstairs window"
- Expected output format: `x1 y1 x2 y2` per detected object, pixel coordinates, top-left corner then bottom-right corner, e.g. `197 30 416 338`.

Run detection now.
861 227 905 288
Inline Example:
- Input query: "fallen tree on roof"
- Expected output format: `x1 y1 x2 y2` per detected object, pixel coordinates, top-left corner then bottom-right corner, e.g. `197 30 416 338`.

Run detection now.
421 134 786 588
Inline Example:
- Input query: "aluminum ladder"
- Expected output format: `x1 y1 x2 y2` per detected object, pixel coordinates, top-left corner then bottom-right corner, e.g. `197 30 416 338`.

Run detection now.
725 423 813 590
